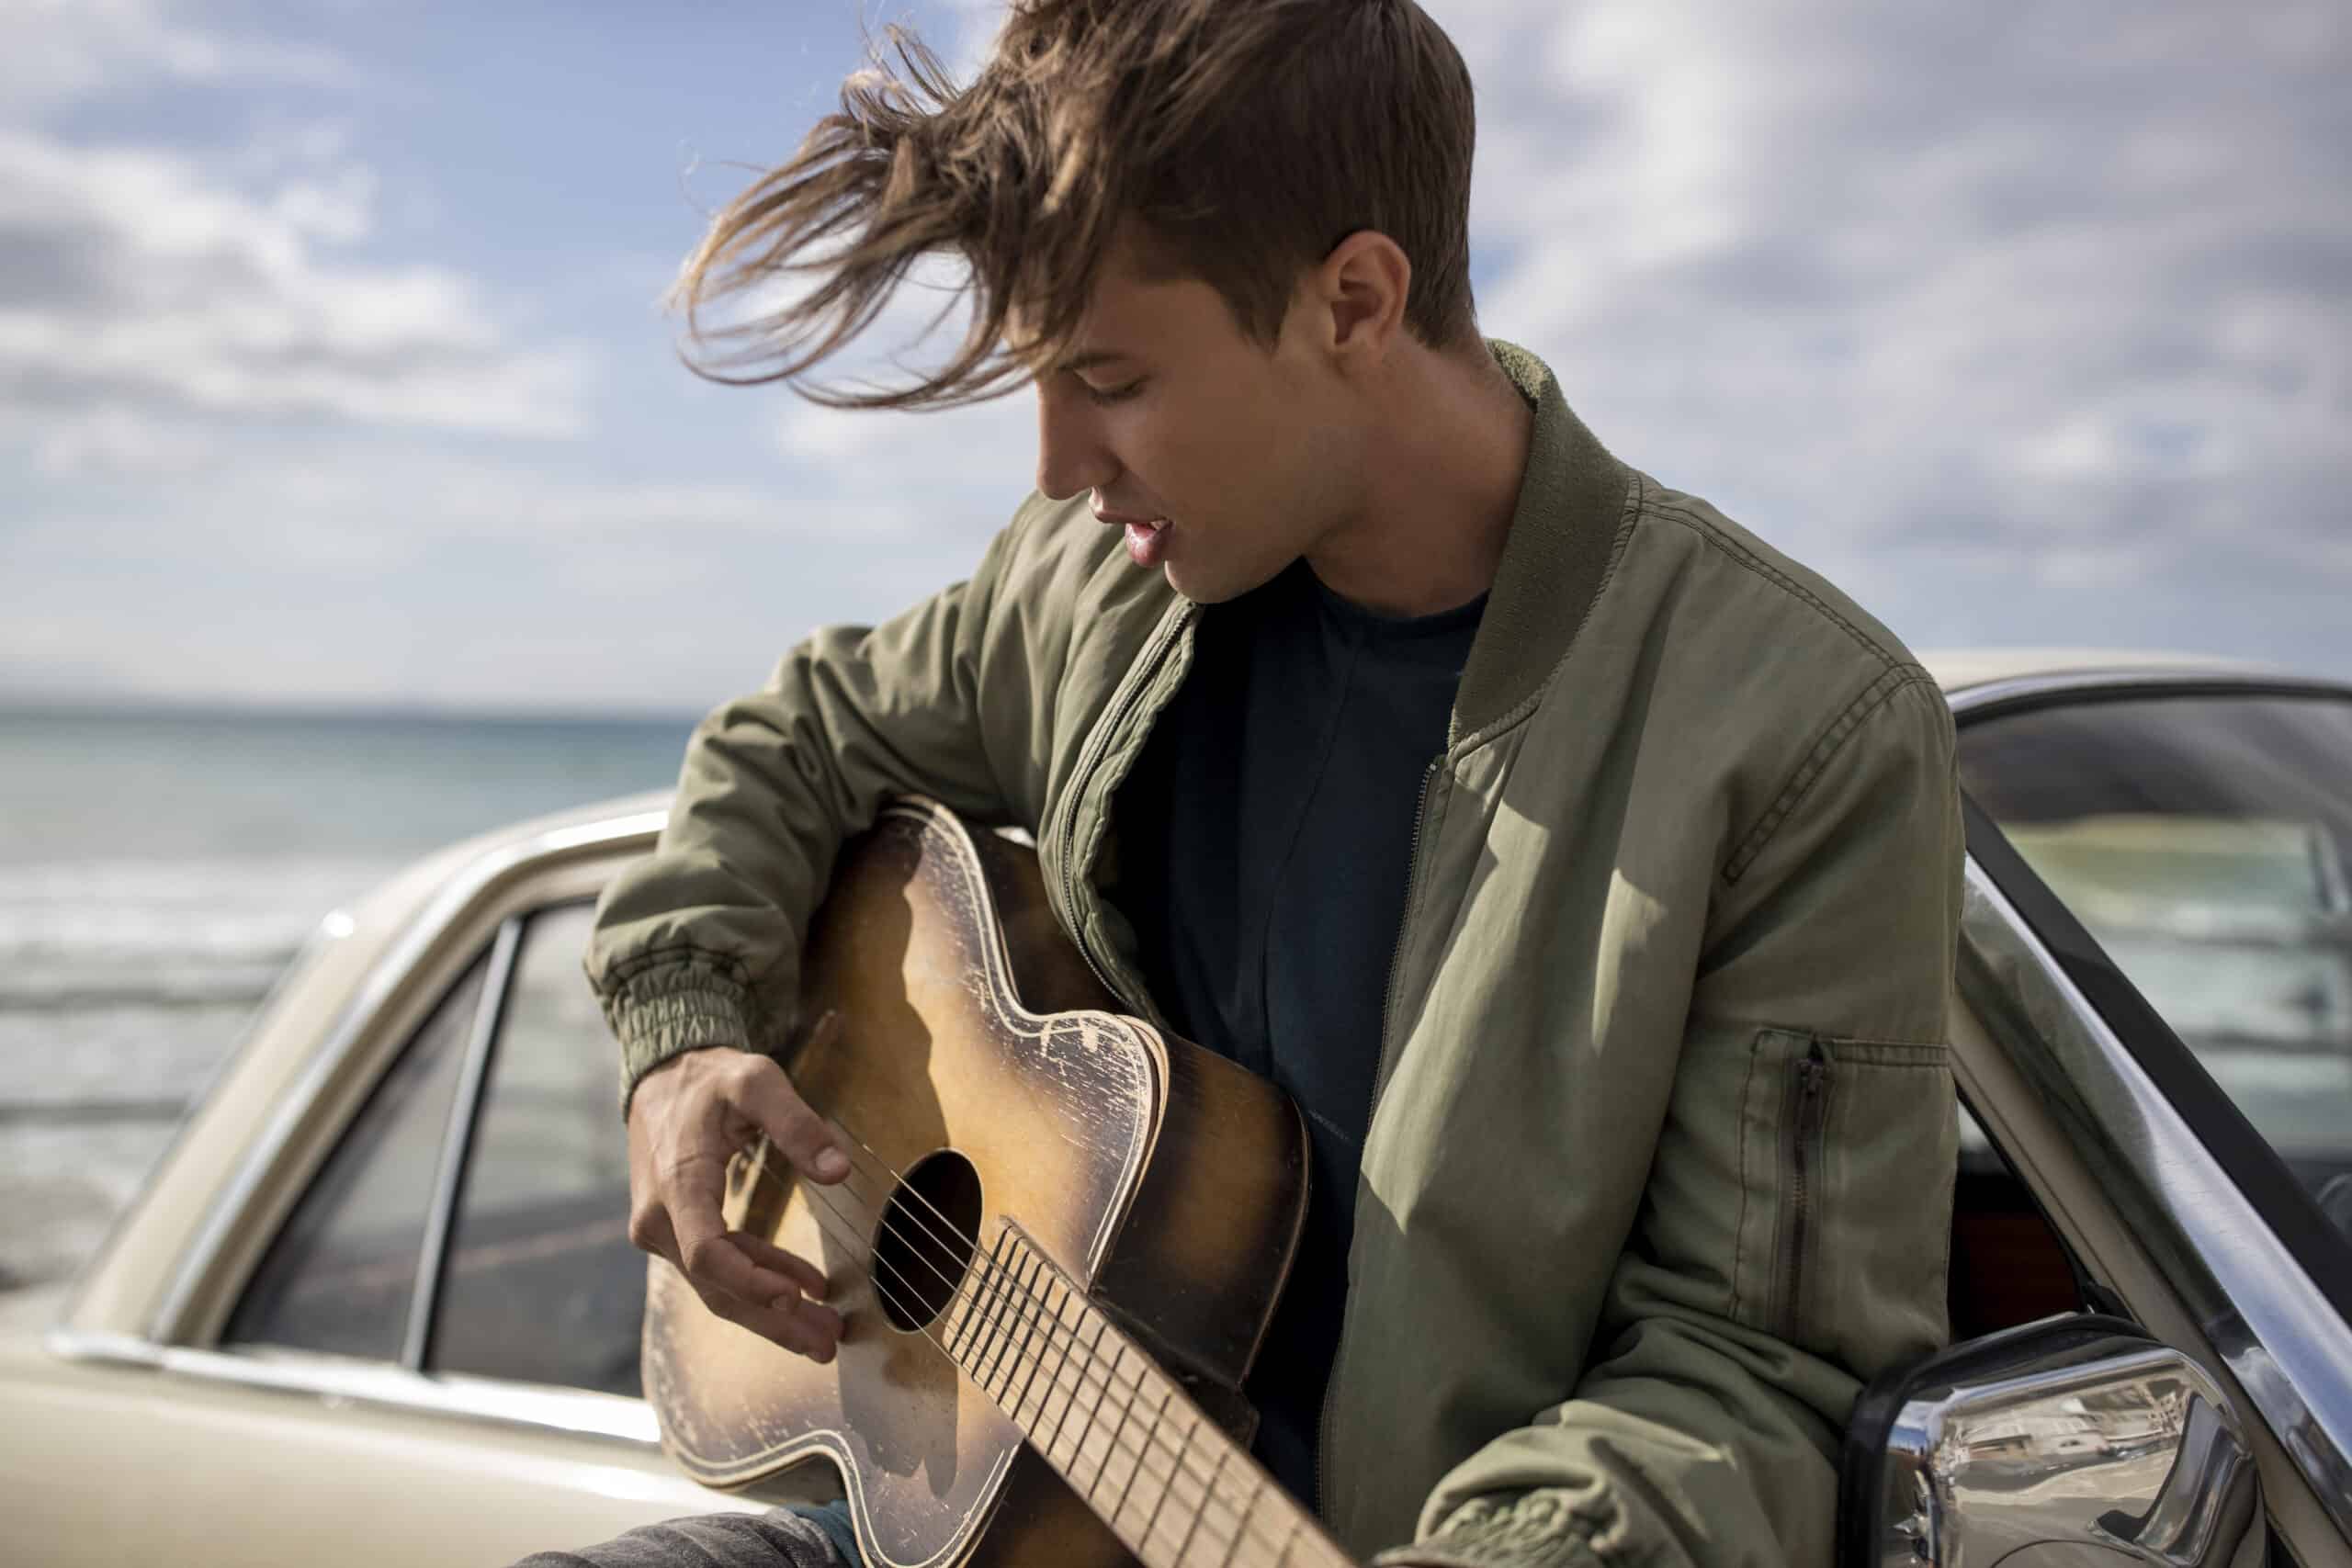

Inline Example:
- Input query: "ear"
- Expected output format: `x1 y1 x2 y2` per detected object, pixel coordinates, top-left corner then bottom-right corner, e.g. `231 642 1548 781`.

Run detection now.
1311 230 1411 370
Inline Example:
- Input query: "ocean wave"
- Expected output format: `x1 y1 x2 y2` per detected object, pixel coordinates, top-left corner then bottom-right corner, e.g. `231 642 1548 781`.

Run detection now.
0 964 290 1010
0 857 396 1009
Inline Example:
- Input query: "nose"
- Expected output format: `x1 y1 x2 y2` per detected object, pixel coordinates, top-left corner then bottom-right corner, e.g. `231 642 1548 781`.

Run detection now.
1034 381 1117 502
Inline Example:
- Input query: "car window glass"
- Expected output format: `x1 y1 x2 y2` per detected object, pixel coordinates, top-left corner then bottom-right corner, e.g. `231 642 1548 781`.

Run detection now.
430 902 644 1395
1958 694 2352 1227
223 954 490 1359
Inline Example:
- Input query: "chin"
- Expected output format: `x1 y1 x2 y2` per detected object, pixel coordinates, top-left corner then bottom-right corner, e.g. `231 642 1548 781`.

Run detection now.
1164 556 1280 606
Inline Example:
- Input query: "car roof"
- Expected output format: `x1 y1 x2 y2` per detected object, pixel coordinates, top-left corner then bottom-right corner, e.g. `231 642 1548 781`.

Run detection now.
1917 647 2297 697
475 652 2339 856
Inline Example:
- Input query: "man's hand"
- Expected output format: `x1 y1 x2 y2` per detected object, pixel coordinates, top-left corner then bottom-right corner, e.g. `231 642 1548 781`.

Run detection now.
626 1024 852 1362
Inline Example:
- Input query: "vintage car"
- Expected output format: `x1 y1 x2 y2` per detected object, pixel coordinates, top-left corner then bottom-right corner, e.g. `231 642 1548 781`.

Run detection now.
2 654 2346 1567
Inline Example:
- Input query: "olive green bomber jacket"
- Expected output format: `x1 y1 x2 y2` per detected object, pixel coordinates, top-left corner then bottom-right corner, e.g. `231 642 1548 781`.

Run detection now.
586 340 1963 1568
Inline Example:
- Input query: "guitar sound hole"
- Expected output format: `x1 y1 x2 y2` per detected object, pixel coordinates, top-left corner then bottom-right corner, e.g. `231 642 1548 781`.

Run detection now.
872 1149 982 1333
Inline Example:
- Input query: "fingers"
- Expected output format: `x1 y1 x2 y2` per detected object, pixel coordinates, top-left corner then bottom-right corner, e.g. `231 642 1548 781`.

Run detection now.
681 1264 844 1362
621 1025 859 1362
669 1153 816 1307
729 1035 852 1185
663 1186 843 1360
732 1229 832 1299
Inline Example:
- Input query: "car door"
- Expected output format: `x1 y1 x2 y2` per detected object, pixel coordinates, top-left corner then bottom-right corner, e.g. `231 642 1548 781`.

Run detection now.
19 872 831 1568
1841 676 2352 1568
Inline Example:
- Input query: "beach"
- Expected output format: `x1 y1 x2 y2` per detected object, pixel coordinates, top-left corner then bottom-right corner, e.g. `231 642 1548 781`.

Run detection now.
0 705 695 1291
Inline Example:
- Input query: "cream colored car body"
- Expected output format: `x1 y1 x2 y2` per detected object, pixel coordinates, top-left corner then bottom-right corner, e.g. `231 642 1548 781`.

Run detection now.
2 650 2346 1567
0 804 832 1565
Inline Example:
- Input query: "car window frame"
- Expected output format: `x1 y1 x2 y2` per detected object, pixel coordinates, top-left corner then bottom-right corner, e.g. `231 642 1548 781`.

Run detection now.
408 915 527 1369
247 895 643 1390
85 807 672 1451
1949 671 2352 1540
421 897 646 1394
1953 678 2352 1314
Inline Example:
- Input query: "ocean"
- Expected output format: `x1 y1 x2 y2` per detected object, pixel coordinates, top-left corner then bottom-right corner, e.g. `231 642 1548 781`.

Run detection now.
0 705 697 1292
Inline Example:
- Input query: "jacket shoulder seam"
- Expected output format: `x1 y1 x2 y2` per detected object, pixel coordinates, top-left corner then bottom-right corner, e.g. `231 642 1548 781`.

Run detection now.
1723 665 1938 885
1643 497 1909 671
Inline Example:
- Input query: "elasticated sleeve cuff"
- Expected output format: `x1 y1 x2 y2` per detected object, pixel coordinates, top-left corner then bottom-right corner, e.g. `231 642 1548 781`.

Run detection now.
599 953 773 1120
1371 1494 1611 1568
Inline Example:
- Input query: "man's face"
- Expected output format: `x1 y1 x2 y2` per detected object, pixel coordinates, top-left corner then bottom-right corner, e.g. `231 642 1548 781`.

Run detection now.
1029 233 1363 604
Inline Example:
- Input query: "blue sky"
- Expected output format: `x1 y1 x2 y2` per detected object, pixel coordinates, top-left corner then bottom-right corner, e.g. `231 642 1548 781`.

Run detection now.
4 0 2346 715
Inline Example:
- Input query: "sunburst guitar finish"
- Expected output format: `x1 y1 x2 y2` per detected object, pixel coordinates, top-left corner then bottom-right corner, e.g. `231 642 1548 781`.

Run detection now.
643 799 1356 1568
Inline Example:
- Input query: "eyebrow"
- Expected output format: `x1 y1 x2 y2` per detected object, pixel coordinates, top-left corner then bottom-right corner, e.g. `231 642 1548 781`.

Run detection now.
1054 348 1133 375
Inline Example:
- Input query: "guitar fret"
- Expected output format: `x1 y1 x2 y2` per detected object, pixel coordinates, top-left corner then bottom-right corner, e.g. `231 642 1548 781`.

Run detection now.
1091 1337 1146 1518
961 1225 1345 1568
1045 1309 1112 1467
942 1224 987 1363
1216 1475 1262 1568
999 1250 1055 1411
1131 1384 1186 1555
977 1231 1031 1393
1110 1377 1173 1542
1030 1279 1087 1456
1171 1442 1229 1562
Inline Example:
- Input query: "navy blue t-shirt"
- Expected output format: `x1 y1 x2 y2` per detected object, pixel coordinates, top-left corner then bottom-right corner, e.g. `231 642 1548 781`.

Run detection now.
1113 558 1484 1511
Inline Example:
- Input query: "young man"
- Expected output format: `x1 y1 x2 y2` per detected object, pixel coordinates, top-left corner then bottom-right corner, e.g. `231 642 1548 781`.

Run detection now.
542 2 1962 1565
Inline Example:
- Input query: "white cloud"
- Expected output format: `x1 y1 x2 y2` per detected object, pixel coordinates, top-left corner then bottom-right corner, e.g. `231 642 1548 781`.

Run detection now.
0 130 596 439
29 407 214 479
0 435 1003 710
1430 0 2349 610
8 0 2347 709
0 0 353 113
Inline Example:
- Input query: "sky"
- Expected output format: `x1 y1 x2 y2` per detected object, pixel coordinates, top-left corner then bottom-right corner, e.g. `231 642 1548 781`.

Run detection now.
3 0 2346 716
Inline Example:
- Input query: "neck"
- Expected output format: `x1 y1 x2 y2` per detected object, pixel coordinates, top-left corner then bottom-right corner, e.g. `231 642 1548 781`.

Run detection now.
1303 339 1534 617
947 1222 1353 1567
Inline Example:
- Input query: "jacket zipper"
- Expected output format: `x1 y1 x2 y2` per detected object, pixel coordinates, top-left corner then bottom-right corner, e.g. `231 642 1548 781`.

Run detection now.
1055 603 1194 1012
1314 752 1442 1522
1776 1043 1831 1343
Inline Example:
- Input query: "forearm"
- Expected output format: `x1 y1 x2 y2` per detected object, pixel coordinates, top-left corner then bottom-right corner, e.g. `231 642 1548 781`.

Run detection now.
1380 1292 1855 1568
587 519 1035 1112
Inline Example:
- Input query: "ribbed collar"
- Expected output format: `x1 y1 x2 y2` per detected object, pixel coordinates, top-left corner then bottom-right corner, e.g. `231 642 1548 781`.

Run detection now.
1451 339 1634 745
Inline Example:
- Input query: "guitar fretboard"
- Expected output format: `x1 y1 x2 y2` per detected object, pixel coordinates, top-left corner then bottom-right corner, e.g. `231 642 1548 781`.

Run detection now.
937 1224 1352 1568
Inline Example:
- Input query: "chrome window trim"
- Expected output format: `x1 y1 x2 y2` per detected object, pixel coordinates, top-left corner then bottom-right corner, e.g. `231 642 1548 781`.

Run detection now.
1946 668 2352 721
1960 858 2352 1537
148 807 665 1345
406 914 525 1371
45 1325 662 1448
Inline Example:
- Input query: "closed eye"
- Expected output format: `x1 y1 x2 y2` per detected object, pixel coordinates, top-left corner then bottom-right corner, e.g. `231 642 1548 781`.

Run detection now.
1082 378 1147 407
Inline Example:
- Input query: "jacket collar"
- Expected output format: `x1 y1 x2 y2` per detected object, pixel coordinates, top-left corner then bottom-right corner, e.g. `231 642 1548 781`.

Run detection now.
1453 340 1633 744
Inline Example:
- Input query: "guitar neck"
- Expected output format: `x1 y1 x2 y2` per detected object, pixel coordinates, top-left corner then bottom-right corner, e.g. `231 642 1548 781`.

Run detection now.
940 1223 1353 1568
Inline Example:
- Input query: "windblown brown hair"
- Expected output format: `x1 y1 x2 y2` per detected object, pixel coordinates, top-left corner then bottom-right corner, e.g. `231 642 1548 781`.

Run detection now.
670 0 1481 409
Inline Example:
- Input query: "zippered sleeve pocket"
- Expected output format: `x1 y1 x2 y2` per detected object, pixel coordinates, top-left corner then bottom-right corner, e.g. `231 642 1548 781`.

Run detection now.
1733 1028 1955 1375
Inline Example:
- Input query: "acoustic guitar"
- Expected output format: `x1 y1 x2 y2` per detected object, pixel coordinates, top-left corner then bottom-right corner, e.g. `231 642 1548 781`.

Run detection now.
643 796 1361 1567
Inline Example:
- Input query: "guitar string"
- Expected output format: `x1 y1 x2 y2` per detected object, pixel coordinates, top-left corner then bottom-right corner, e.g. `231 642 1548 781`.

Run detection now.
798 1122 1287 1535
775 1165 1301 1568
752 1150 1292 1568
790 1190 1298 1568
729 1137 1303 1567
765 1127 1271 1543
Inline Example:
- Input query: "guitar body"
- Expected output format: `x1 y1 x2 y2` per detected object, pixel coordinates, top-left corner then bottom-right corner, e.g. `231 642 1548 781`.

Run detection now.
644 799 1313 1568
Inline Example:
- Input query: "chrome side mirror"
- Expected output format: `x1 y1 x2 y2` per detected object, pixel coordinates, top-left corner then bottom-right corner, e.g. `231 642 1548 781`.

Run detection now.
1840 1313 2263 1568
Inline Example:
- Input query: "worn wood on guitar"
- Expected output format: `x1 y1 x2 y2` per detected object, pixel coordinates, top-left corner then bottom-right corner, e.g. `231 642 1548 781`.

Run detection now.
644 798 1357 1567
